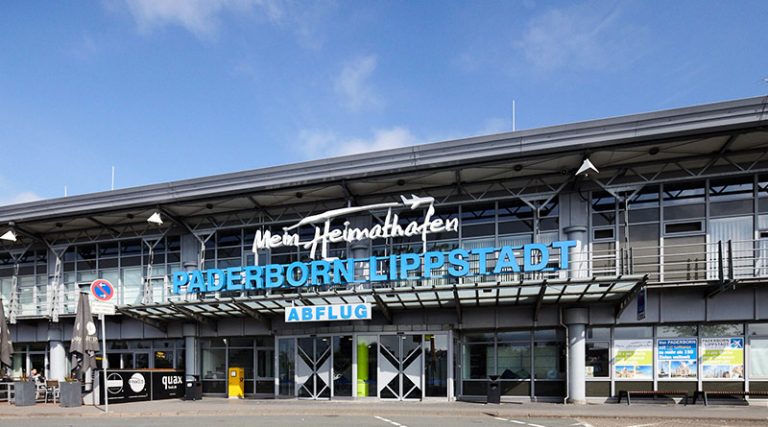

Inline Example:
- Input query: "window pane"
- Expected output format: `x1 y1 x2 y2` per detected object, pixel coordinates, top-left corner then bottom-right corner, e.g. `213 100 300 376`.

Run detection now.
497 343 530 379
748 323 768 336
497 331 530 342
657 325 697 338
278 339 295 397
463 343 492 379
701 323 744 337
534 342 563 379
229 348 254 379
587 328 611 341
749 338 768 378
585 342 609 378
257 349 274 378
613 327 652 339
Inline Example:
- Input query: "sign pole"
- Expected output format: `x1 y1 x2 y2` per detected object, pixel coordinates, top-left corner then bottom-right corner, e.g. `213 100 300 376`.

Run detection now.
101 313 108 414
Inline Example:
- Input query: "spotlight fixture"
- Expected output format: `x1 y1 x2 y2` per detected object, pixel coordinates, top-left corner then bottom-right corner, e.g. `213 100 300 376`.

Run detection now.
0 230 17 242
576 158 599 177
147 212 163 225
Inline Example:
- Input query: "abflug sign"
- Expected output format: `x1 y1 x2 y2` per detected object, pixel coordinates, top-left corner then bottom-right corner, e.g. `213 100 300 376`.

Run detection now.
171 195 576 295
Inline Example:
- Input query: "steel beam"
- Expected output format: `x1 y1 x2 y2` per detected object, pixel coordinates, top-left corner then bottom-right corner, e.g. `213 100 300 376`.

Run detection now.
372 293 392 323
117 308 168 333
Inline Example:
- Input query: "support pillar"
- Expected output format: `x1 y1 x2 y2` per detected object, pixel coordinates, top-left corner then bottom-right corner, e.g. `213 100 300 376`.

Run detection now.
563 226 588 279
49 341 67 381
48 325 67 381
183 323 198 380
565 307 588 404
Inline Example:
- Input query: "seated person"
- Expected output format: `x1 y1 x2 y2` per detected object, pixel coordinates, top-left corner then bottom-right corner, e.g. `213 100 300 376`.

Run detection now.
30 368 45 384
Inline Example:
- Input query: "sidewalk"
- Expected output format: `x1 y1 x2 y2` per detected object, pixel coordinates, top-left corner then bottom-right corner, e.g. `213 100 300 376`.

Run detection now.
0 398 766 421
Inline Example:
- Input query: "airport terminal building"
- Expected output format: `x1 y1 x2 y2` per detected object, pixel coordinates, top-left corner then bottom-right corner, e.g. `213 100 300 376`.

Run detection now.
2 96 768 403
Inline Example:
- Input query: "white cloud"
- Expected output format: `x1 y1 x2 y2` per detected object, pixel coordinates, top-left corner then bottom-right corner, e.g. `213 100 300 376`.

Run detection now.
298 127 417 159
120 0 332 45
0 191 43 206
334 54 382 111
516 3 641 72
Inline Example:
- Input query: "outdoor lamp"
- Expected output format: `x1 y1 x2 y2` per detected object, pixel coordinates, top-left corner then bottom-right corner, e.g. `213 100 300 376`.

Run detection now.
147 212 163 225
0 230 17 242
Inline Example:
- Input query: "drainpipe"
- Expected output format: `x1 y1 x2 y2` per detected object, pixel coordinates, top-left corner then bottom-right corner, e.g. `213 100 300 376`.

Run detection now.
560 307 569 405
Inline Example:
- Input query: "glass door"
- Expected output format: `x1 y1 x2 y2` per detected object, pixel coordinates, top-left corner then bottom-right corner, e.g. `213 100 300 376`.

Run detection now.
333 336 353 398
296 337 331 399
379 334 423 400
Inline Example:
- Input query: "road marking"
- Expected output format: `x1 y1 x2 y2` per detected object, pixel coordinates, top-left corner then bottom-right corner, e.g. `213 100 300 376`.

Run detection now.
492 416 550 427
374 415 408 427
626 424 660 427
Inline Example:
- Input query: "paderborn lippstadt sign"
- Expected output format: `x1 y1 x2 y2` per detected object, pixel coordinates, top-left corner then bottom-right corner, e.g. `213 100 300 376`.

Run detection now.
171 195 576 295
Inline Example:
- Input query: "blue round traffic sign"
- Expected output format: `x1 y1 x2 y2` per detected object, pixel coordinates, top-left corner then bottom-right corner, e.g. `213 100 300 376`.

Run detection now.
91 279 115 302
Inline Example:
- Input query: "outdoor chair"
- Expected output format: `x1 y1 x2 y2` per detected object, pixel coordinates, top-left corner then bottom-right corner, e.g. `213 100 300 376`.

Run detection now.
44 380 60 404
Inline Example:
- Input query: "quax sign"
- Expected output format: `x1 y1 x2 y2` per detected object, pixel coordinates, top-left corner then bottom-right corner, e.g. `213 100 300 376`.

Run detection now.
171 195 577 295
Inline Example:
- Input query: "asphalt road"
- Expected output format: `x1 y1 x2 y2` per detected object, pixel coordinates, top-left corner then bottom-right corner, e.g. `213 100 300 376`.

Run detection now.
2 415 765 427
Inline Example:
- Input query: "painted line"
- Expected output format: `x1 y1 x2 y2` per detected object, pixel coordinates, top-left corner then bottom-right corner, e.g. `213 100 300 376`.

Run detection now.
527 424 546 427
373 415 408 427
508 421 526 425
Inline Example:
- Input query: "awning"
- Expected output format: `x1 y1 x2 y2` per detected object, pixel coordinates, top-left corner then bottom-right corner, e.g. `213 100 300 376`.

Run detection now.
118 274 648 327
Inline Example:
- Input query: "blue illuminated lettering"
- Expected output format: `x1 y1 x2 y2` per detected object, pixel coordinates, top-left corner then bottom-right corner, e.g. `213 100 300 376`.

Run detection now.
354 304 367 319
523 243 549 271
286 262 308 287
172 272 188 294
423 251 444 278
226 267 243 291
206 269 225 292
172 241 578 295
493 246 521 274
400 253 420 278
188 270 205 293
340 305 352 319
266 265 284 288
552 240 577 269
447 249 469 276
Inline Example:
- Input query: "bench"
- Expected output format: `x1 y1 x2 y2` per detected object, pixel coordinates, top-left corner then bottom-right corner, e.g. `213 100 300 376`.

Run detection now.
617 390 689 405
692 390 768 405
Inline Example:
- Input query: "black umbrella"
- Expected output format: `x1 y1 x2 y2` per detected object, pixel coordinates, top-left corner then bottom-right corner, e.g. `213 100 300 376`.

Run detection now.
0 298 12 374
69 293 100 379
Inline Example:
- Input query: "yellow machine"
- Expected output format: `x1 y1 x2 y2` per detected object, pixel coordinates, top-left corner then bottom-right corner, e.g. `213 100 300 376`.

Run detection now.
228 367 245 399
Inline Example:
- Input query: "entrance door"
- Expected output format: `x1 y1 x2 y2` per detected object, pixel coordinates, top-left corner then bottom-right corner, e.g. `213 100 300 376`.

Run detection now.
296 337 331 399
379 334 422 400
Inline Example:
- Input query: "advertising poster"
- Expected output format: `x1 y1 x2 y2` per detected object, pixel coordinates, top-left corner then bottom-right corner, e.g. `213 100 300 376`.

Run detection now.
657 338 697 379
613 339 653 379
702 338 744 379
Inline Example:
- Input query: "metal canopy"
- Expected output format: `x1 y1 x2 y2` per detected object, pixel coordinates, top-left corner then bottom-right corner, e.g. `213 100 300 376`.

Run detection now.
118 274 647 323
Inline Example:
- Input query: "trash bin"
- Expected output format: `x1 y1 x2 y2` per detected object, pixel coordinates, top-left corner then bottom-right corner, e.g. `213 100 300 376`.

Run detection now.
184 375 202 401
487 375 500 404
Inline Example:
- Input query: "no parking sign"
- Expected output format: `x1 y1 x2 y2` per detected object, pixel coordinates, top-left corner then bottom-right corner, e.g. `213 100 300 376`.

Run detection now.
90 279 115 302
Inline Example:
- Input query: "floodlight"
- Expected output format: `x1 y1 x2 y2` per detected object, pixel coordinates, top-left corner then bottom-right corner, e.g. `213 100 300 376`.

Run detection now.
576 158 599 177
0 230 17 242
147 212 163 225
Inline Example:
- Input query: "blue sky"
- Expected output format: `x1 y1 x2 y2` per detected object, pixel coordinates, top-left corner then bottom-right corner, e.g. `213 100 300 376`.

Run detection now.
1 0 767 205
